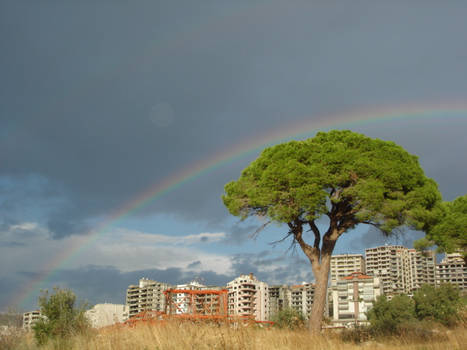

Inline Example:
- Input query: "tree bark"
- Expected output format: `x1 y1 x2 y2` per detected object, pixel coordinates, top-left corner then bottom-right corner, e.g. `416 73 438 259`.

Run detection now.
308 249 332 333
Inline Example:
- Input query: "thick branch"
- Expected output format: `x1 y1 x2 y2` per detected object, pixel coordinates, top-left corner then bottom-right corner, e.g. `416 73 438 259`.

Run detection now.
288 221 320 268
308 220 321 250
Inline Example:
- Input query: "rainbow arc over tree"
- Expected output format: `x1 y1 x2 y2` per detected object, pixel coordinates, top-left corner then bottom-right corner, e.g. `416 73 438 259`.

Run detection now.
13 102 467 309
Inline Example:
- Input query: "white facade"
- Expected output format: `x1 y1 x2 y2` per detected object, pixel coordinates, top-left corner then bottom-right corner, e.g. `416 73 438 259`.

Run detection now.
126 278 172 318
85 303 128 328
23 310 43 331
290 283 315 319
330 272 382 325
436 253 466 291
408 249 436 290
227 274 269 321
330 254 365 283
365 245 436 296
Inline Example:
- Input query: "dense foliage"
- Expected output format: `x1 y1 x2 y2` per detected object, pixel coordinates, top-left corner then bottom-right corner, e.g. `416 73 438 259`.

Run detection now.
367 284 463 335
33 287 89 345
413 284 462 326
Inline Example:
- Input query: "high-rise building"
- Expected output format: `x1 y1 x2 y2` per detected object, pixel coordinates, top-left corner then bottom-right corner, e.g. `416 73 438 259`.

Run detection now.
227 274 269 321
330 272 382 326
330 254 365 283
268 285 291 318
365 245 436 296
290 283 315 319
126 278 172 318
408 249 436 290
85 303 128 328
436 253 467 291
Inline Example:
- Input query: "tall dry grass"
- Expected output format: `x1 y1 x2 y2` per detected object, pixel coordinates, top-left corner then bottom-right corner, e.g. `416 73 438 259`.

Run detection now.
13 320 467 350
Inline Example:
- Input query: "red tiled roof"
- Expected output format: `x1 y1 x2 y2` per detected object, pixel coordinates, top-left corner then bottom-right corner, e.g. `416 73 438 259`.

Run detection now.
342 272 372 280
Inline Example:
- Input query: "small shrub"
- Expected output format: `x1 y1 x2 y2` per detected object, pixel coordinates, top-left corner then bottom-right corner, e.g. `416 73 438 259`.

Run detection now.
33 287 89 346
271 308 306 330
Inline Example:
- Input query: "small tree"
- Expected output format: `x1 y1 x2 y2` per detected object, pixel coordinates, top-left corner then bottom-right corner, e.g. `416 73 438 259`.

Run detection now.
222 130 441 332
33 287 89 345
413 284 462 326
366 295 416 334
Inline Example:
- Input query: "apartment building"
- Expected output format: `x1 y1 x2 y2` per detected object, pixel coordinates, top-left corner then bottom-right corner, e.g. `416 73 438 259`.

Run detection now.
126 278 172 318
268 285 291 318
330 254 365 283
365 245 436 296
365 245 410 295
330 272 382 326
227 274 269 321
172 281 206 314
290 283 315 319
436 253 467 291
408 249 436 290
85 303 128 328
23 310 43 331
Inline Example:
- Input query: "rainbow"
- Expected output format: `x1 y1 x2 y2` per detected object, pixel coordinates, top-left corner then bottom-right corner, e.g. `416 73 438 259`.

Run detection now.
12 102 467 309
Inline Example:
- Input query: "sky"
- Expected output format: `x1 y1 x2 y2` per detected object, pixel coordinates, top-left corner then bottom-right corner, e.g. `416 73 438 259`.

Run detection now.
1 0 467 312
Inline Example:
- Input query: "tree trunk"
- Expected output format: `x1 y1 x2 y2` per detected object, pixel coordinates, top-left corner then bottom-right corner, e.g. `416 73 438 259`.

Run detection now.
308 250 332 333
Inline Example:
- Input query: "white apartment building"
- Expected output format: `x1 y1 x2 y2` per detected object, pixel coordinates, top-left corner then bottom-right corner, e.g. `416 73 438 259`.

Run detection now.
330 254 365 283
268 285 291 318
330 272 382 326
23 310 43 331
408 249 436 290
126 278 172 318
290 283 315 319
436 253 467 291
227 274 269 321
365 245 436 296
85 303 128 328
173 280 206 314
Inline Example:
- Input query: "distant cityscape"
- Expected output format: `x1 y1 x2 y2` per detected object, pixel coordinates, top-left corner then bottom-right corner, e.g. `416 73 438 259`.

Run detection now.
23 245 466 330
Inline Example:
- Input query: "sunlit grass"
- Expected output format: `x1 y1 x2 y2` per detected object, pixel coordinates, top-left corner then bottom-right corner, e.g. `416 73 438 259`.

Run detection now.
12 320 466 350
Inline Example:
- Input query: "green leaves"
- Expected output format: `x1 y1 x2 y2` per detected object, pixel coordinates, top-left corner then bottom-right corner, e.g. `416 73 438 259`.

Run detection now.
33 287 89 346
367 295 416 334
222 130 441 237
413 284 462 326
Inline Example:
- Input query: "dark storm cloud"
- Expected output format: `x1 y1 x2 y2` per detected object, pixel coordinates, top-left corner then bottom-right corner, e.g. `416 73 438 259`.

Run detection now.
1 0 467 240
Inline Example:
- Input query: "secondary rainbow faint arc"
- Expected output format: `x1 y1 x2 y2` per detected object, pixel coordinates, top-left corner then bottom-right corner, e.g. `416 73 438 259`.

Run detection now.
14 102 467 309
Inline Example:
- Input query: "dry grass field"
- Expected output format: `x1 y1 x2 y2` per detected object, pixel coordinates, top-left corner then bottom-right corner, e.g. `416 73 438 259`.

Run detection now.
7 320 467 350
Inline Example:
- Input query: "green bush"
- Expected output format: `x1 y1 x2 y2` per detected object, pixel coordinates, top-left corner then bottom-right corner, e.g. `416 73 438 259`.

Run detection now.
366 295 416 335
271 308 306 330
33 287 89 346
413 283 462 326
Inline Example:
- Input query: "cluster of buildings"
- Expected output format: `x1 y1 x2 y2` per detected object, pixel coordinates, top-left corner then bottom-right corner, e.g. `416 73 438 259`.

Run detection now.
23 246 466 329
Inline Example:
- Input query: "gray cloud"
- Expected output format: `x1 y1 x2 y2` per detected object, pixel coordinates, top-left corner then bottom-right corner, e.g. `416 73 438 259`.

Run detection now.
1 1 467 239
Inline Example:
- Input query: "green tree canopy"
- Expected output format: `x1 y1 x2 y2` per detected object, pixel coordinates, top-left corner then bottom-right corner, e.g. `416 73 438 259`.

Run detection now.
222 130 442 332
